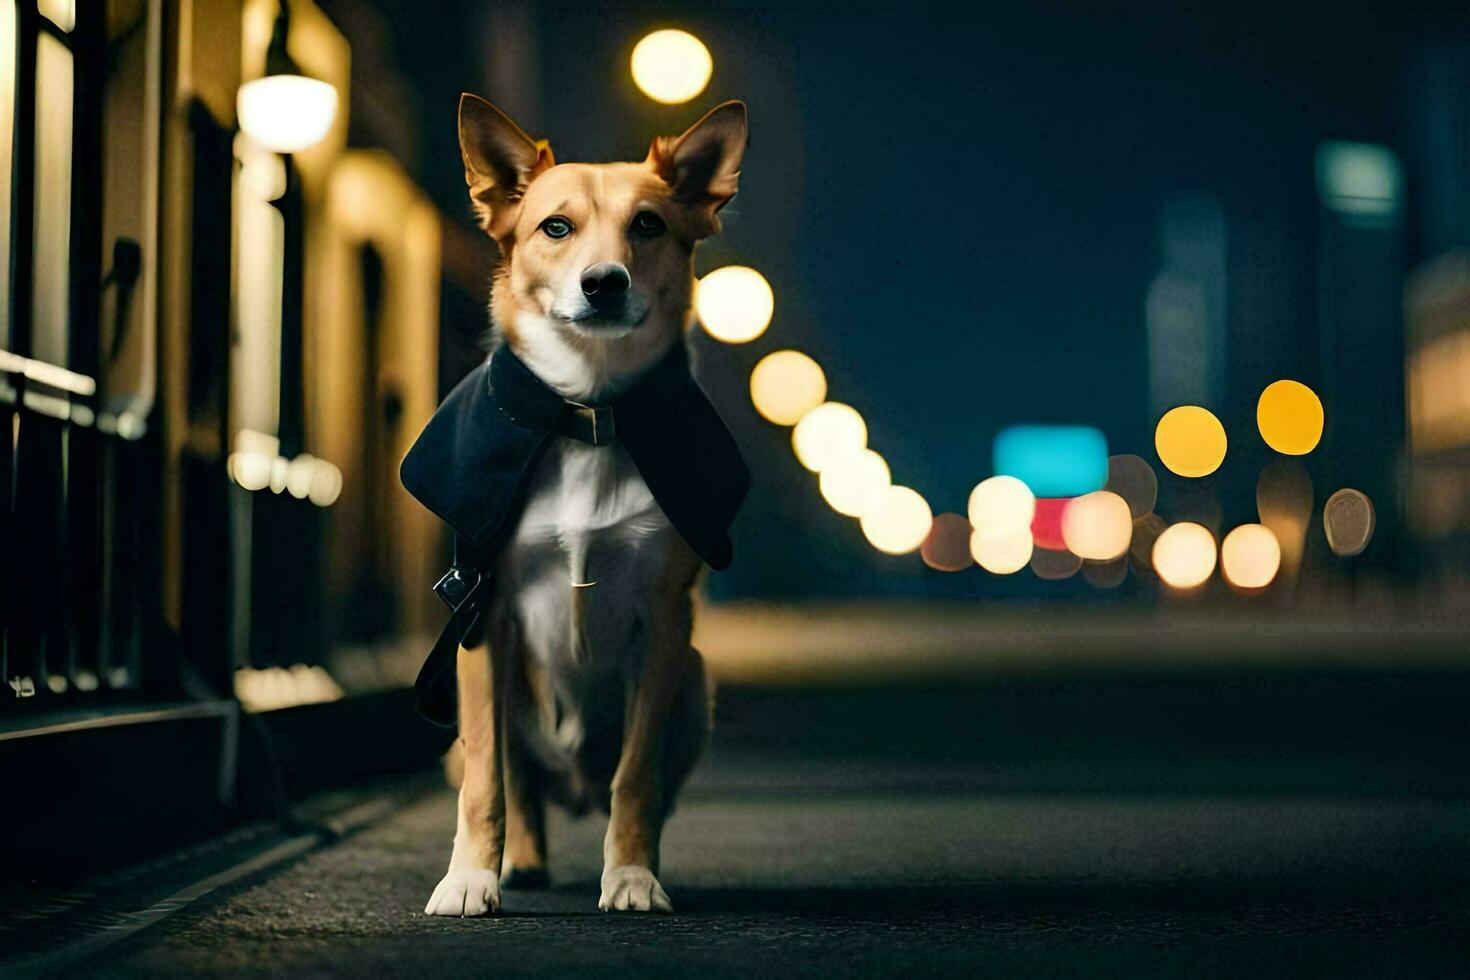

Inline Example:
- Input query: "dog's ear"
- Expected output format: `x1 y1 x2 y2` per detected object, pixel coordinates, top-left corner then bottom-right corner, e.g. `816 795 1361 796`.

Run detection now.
647 100 747 237
458 93 555 239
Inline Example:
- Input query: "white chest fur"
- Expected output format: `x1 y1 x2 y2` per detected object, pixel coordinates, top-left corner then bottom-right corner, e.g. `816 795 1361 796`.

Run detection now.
494 436 674 680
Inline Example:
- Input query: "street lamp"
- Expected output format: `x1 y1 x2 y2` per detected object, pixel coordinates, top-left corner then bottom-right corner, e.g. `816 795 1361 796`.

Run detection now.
236 1 337 154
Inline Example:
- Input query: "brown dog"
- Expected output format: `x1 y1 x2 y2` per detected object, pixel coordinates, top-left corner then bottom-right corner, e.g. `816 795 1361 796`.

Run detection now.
423 94 747 916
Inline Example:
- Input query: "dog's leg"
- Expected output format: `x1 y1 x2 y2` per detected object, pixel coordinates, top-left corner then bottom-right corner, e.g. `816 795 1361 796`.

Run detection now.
599 545 701 913
425 636 507 916
501 652 550 889
660 648 712 813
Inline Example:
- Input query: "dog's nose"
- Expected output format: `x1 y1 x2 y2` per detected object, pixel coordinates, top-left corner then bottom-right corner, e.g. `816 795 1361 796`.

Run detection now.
580 262 631 309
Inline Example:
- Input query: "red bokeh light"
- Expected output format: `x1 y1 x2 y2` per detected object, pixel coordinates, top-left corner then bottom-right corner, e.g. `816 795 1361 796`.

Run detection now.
1031 497 1072 551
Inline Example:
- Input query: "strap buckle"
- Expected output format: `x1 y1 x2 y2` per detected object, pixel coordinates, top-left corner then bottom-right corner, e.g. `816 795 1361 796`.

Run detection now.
565 402 616 446
433 564 481 610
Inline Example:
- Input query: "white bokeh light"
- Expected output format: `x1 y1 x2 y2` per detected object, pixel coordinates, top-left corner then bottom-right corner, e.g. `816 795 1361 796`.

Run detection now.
860 486 933 555
630 29 713 105
696 266 774 343
792 402 867 473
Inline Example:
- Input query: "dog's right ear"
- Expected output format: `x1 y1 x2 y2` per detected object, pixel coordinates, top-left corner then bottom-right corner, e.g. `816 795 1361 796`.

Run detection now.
458 93 555 240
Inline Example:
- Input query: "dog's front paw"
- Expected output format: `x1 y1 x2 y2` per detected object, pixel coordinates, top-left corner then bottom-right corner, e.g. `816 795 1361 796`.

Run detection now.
425 868 501 917
599 865 673 913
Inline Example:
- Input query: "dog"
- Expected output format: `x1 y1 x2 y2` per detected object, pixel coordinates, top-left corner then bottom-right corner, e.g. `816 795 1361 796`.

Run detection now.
420 94 749 916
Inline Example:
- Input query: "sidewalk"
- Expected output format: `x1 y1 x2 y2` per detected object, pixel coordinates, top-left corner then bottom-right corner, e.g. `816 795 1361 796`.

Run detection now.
28 757 1470 977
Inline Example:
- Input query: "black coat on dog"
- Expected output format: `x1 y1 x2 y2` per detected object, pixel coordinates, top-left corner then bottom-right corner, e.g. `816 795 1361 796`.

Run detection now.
400 341 749 726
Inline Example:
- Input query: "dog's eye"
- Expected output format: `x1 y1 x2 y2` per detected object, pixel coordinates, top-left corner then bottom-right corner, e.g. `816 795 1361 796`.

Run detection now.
631 211 666 238
540 217 573 240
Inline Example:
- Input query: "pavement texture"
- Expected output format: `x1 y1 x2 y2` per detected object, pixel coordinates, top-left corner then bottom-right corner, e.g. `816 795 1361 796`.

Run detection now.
72 783 1470 976
20 678 1470 977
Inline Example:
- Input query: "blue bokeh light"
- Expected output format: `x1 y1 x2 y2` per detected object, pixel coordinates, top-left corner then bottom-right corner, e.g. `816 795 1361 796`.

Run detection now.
993 425 1109 498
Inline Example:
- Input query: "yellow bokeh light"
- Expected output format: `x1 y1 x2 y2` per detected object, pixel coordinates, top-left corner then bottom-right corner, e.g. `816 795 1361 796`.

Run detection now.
630 29 713 105
970 526 1033 574
695 266 773 343
1152 521 1217 589
1060 490 1133 561
1220 523 1281 589
792 402 867 473
750 350 827 426
967 475 1035 532
1155 405 1228 478
1257 380 1324 456
860 485 933 555
819 448 891 517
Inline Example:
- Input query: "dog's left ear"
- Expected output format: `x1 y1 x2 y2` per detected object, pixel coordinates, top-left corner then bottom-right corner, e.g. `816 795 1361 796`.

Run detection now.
647 100 747 237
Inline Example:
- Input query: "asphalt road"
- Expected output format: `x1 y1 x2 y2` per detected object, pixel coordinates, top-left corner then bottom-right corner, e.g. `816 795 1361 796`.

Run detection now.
67 770 1470 978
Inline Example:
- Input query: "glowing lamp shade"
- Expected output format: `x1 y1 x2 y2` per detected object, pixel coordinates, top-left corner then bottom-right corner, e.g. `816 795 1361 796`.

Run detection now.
993 425 1108 497
819 448 890 517
860 485 933 555
1151 522 1217 589
1030 497 1071 551
967 475 1035 533
1257 380 1324 456
970 526 1033 574
1155 406 1227 477
750 350 826 425
1061 490 1133 561
1220 523 1281 589
792 402 867 473
630 29 713 105
237 75 338 153
696 266 773 343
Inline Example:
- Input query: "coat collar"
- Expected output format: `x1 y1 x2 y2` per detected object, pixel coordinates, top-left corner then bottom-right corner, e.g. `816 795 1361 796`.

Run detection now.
489 339 690 446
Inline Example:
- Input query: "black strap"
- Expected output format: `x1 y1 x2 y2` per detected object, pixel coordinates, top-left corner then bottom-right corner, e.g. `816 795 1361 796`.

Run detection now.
415 537 488 727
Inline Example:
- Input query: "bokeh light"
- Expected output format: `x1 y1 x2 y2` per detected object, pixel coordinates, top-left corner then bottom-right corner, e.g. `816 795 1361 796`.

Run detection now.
1030 546 1083 581
921 513 974 572
1129 513 1168 573
967 475 1035 532
1257 380 1324 456
1152 522 1218 589
1030 497 1071 551
792 402 867 473
237 75 338 154
1323 488 1376 557
970 526 1033 574
1221 523 1281 589
750 350 827 425
1155 406 1227 477
860 485 933 555
696 266 773 343
1082 556 1128 589
630 29 713 105
994 425 1108 497
819 448 890 517
1061 490 1133 561
1257 460 1313 587
1105 454 1158 518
